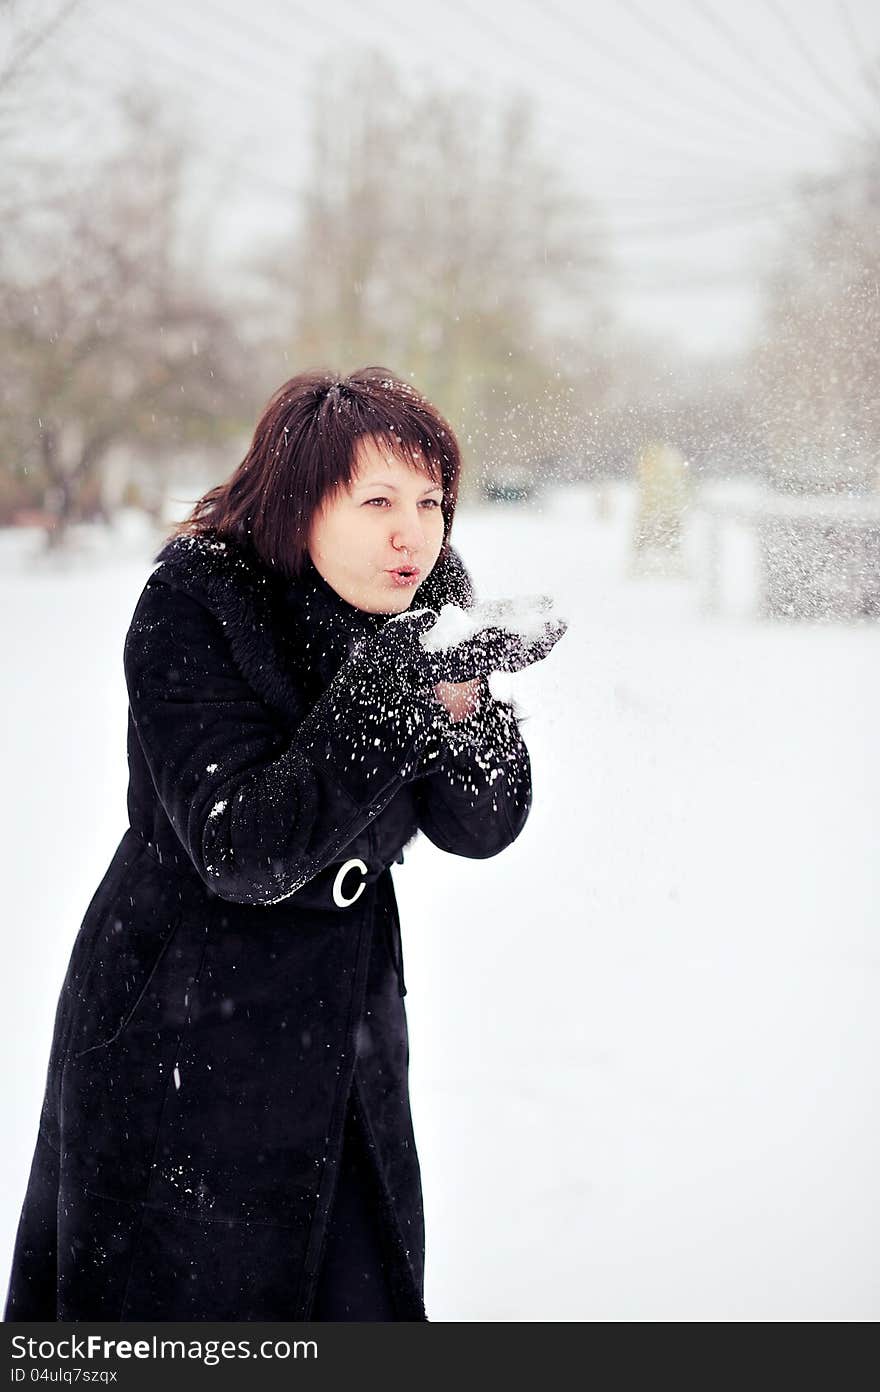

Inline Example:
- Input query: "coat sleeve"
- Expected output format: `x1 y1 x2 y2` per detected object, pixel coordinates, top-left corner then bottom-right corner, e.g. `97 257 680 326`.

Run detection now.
412 678 532 859
124 579 436 906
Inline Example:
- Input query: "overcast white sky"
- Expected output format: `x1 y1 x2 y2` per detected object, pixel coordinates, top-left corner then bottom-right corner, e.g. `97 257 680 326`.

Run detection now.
9 0 880 357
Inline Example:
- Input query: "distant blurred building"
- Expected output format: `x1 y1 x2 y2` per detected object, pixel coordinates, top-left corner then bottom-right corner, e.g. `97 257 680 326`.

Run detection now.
481 465 538 503
755 494 880 620
630 442 690 577
698 480 880 621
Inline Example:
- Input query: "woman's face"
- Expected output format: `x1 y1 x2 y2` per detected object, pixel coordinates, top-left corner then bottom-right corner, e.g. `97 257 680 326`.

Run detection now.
307 436 446 613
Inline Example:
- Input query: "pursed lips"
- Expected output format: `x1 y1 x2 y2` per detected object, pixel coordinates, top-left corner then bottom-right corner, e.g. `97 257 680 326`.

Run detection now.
384 564 422 587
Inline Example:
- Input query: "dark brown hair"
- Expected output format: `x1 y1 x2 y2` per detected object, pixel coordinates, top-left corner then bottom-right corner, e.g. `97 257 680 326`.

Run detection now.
166 366 463 578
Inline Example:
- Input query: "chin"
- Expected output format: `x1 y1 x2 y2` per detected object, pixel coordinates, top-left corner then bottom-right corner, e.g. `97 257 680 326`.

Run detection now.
383 594 413 614
350 584 409 616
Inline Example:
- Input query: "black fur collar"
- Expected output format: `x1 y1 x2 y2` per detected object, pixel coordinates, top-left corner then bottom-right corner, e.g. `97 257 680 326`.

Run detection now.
151 529 475 725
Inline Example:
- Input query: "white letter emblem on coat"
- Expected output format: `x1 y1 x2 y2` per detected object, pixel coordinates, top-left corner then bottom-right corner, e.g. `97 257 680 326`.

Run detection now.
332 858 368 908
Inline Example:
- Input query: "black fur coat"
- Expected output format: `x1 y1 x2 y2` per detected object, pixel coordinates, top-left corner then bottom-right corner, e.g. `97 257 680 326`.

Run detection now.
4 530 532 1321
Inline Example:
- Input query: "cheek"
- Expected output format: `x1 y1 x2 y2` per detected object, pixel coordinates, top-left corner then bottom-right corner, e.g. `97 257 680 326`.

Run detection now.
427 519 445 560
308 528 331 567
314 509 354 552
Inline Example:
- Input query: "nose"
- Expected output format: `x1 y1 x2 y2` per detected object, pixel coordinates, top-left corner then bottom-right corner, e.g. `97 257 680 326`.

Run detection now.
391 509 427 555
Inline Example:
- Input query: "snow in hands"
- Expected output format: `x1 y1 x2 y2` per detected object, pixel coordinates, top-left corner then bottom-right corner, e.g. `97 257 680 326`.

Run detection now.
387 593 569 685
418 594 568 652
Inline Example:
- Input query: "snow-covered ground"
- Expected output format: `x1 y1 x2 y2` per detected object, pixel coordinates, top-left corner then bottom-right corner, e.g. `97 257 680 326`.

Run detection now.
1 484 877 1321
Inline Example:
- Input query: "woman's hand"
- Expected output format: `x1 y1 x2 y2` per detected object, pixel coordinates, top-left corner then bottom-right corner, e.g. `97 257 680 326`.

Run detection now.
433 678 483 722
421 612 568 685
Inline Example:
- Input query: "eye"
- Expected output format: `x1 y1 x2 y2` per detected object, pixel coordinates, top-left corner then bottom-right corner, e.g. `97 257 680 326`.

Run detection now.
363 497 443 507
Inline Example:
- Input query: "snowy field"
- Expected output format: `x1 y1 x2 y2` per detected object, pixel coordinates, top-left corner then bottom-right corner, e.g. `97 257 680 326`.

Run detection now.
1 483 877 1322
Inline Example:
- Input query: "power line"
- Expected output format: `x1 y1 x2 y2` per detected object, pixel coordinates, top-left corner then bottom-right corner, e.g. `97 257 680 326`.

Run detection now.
165 0 354 89
82 17 308 204
0 0 83 93
689 0 867 133
73 13 867 245
501 252 776 289
524 0 821 143
591 265 774 291
81 0 374 207
434 0 778 168
619 0 866 142
764 0 878 139
592 194 820 241
128 0 854 211
201 0 809 197
578 163 870 220
836 0 880 104
364 0 793 182
97 0 327 134
150 0 756 196
20 0 869 257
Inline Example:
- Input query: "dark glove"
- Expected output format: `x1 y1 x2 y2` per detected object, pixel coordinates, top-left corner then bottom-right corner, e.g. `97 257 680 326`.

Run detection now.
294 609 444 799
295 602 566 802
414 598 568 685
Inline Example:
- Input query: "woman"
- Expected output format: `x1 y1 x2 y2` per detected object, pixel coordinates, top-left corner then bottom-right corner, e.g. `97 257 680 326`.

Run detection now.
4 367 565 1322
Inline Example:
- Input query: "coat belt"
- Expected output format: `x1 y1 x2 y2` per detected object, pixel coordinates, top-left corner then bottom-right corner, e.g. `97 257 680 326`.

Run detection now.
333 858 407 999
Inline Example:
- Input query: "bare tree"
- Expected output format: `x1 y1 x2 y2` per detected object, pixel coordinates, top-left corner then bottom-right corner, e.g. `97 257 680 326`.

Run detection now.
0 92 244 544
249 51 612 490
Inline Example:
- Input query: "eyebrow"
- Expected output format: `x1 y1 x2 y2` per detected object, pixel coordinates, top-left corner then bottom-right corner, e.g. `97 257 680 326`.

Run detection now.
353 479 443 494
